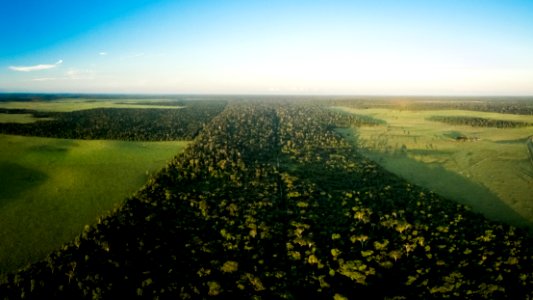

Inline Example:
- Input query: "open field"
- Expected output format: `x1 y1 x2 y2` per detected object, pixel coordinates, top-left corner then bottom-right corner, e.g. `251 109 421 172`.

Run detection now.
0 98 184 112
0 134 189 272
0 113 54 123
1 101 532 299
336 107 533 228
0 98 227 141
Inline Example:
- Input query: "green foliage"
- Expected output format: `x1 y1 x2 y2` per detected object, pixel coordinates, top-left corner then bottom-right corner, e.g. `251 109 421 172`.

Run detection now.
0 100 226 141
0 135 189 272
329 97 533 115
427 115 532 128
0 101 531 299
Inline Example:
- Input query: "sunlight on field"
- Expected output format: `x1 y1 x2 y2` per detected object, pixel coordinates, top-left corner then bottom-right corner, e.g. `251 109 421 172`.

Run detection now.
337 107 533 228
0 99 184 112
0 134 189 272
0 113 54 123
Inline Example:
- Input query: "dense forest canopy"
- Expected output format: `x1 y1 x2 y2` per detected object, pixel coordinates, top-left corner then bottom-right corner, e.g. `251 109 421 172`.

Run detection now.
1 100 531 299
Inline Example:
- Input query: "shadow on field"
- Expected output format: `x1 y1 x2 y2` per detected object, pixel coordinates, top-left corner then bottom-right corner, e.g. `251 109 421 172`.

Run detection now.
339 129 533 230
28 144 70 153
0 162 48 206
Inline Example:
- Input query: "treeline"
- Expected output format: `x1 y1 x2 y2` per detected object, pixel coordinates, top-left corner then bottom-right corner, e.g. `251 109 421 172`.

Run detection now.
0 102 531 299
115 101 187 107
0 108 55 119
329 98 533 115
0 94 200 102
277 104 532 298
414 99 533 116
0 108 40 115
323 110 385 128
427 115 532 128
0 101 226 141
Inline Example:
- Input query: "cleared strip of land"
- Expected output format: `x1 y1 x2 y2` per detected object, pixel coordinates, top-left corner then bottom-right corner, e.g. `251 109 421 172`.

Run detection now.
0 99 184 112
0 113 54 123
337 107 533 228
0 134 189 272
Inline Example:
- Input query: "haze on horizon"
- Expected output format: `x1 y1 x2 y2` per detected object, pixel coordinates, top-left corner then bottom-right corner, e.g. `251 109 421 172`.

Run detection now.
1 0 533 95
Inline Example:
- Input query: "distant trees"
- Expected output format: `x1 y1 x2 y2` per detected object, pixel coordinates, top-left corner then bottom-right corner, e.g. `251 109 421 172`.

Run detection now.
0 101 531 299
0 101 226 141
427 115 532 128
329 98 533 115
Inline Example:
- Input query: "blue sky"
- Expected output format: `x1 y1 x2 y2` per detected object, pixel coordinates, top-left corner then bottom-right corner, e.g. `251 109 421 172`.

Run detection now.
1 0 533 95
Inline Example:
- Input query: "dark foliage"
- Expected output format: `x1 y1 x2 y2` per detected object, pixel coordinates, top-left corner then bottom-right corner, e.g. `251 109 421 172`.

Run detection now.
0 102 531 299
330 97 533 115
0 101 226 141
427 115 532 128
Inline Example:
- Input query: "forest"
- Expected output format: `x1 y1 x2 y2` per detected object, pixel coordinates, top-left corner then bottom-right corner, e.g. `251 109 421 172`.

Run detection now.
0 100 531 299
330 97 533 115
427 115 532 128
0 100 226 141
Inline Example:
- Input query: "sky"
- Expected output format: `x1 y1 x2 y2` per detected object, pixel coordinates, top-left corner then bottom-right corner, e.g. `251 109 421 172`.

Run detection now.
1 0 533 95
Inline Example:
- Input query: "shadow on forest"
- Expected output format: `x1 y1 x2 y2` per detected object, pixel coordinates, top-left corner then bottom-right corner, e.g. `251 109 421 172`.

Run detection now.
337 128 533 230
0 162 48 206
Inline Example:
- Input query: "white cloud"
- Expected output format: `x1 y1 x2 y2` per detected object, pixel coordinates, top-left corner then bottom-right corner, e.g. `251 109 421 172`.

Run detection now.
99 52 108 56
9 60 63 72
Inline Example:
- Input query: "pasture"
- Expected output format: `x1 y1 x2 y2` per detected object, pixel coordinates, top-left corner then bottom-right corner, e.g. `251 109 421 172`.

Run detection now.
0 134 188 272
0 113 53 123
0 98 184 112
337 107 533 228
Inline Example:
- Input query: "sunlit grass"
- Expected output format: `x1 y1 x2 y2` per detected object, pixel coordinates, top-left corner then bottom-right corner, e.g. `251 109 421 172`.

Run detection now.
0 134 189 272
337 107 533 228
0 98 184 112
0 113 54 123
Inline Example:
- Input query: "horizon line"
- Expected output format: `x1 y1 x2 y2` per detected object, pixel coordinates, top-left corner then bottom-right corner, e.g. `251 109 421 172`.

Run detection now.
1 92 533 98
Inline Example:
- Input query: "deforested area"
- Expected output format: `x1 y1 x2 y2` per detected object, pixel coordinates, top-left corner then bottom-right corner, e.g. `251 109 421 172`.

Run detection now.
1 100 531 299
3 1 533 298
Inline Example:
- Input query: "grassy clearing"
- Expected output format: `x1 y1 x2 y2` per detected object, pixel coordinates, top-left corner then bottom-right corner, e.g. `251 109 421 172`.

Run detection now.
336 107 533 228
0 134 189 272
0 98 184 112
0 113 54 123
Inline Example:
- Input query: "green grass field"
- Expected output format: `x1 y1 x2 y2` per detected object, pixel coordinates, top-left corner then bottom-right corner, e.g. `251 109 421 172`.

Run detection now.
0 98 184 112
337 107 533 229
0 134 189 272
0 113 54 123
